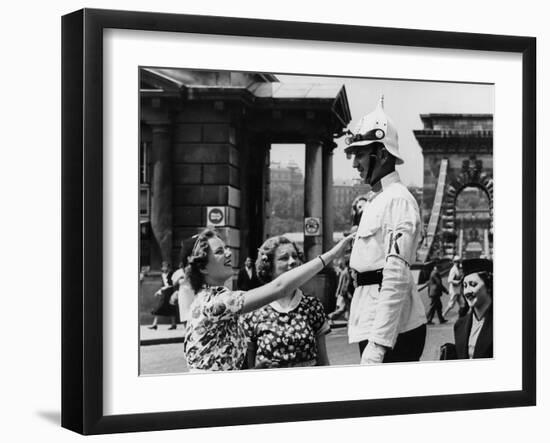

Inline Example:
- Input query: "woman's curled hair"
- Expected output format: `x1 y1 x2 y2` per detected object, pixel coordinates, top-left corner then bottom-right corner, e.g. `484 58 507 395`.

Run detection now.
182 228 218 293
255 236 303 284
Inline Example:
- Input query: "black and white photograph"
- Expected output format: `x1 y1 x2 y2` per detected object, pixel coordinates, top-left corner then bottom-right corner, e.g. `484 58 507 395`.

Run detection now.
138 68 494 375
2 0 544 440
57 5 536 436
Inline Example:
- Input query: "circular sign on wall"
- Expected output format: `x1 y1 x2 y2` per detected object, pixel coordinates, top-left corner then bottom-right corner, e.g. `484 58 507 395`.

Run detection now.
304 217 321 236
207 206 226 227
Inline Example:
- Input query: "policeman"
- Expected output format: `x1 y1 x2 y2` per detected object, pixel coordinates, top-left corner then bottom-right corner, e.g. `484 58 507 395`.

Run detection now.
344 96 427 364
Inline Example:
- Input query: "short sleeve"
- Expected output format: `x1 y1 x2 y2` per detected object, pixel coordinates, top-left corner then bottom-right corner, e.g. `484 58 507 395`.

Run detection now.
241 310 258 342
305 296 330 336
202 287 245 321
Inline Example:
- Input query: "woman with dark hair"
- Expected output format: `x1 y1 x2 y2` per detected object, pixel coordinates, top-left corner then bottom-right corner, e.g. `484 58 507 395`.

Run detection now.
243 236 331 369
351 195 368 229
440 258 493 360
181 228 354 371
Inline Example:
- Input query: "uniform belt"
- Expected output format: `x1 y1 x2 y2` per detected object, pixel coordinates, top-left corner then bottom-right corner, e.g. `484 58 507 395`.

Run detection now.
353 269 383 286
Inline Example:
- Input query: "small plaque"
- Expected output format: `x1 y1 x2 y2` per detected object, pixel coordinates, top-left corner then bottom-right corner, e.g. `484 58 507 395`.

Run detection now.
304 217 321 236
206 206 226 227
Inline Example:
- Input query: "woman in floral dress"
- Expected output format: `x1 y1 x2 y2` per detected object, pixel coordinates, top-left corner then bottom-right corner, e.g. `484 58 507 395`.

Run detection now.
181 228 353 372
243 236 331 369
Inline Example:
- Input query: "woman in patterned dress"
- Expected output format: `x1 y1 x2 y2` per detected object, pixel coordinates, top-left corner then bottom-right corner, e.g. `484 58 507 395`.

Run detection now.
243 236 331 369
181 228 354 372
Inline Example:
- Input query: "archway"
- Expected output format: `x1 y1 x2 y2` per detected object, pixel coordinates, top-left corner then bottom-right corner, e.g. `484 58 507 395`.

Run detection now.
440 158 493 258
414 114 493 261
454 186 492 258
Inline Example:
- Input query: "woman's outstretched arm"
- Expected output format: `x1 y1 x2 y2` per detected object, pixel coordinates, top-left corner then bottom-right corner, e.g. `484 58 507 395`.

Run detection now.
241 234 354 314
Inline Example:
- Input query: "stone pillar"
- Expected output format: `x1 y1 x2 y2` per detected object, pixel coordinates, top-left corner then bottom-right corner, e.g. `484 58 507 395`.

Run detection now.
483 229 491 259
322 141 336 251
150 124 173 267
263 143 272 241
304 140 323 261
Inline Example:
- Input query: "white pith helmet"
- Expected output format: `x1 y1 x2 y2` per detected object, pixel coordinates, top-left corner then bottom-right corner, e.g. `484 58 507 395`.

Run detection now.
344 95 403 164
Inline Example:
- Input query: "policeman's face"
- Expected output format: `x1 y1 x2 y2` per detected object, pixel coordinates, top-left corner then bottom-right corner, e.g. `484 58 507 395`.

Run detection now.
463 273 490 309
352 146 376 184
272 243 302 279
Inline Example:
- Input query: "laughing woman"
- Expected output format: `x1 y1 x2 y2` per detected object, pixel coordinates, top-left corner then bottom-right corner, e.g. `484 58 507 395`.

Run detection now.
243 236 331 369
181 228 354 372
440 258 493 360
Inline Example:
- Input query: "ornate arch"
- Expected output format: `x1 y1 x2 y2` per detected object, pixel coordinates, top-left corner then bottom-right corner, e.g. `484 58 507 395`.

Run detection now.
439 156 493 258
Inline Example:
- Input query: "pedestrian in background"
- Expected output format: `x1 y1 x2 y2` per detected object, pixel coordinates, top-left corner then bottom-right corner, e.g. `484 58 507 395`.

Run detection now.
443 255 466 318
148 261 178 330
237 256 260 291
427 263 448 325
328 257 353 324
351 195 368 230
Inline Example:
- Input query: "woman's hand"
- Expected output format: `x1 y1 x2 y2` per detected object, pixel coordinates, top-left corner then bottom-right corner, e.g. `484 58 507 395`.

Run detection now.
241 233 354 314
329 233 355 258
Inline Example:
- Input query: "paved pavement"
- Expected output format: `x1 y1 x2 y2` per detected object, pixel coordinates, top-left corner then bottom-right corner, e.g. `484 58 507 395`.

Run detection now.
139 319 349 345
139 285 458 375
140 320 454 375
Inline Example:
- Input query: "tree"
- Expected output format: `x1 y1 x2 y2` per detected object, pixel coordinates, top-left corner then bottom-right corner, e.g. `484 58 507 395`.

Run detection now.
269 183 304 236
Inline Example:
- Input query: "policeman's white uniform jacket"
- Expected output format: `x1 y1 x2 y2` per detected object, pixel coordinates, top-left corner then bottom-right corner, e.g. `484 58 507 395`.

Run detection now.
348 171 427 349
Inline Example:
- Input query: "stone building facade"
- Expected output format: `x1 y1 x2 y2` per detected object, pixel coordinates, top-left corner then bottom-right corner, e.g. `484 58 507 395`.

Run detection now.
414 114 493 260
139 69 351 309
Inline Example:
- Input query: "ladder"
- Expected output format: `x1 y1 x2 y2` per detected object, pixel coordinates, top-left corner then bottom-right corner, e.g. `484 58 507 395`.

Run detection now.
418 159 448 262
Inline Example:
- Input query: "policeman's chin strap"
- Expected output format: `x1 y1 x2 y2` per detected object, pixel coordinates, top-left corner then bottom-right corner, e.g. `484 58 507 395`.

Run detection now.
365 152 378 185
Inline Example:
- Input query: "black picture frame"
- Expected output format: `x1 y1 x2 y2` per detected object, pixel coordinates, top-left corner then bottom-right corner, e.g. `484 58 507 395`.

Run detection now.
61 8 536 435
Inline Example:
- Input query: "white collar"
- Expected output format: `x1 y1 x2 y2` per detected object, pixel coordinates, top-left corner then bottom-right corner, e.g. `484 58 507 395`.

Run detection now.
368 171 401 201
379 170 401 190
269 288 303 313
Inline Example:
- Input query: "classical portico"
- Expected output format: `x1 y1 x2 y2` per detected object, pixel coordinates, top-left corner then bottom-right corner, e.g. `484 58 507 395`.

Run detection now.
139 69 351 305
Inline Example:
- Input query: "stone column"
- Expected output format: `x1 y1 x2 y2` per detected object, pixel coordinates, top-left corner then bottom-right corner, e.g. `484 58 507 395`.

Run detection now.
263 143 272 241
150 124 173 267
483 229 491 259
322 141 336 250
304 140 323 261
